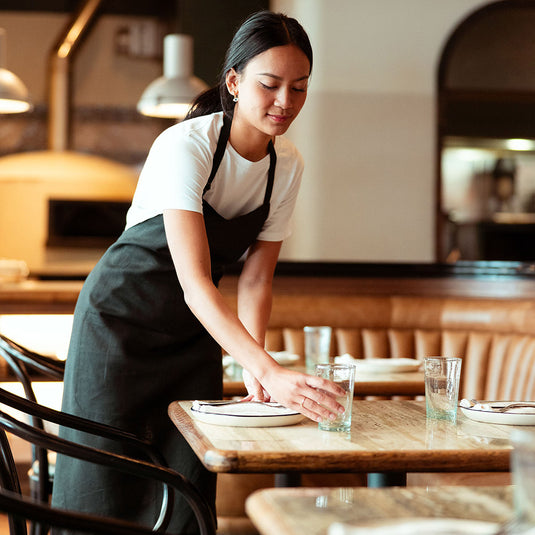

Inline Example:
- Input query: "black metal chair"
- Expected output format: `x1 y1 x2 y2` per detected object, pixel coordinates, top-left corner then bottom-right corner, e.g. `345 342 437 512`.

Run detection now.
0 334 65 384
0 335 217 534
0 333 65 506
0 386 216 535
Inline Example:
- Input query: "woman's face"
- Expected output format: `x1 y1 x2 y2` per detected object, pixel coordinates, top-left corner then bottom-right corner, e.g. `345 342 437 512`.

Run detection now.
227 44 310 144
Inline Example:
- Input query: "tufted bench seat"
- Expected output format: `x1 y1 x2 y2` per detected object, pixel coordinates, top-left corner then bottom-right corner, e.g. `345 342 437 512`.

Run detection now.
261 295 535 400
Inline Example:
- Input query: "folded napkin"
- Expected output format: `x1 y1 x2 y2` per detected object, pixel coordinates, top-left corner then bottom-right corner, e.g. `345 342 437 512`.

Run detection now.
268 350 300 364
328 518 498 535
191 401 297 416
334 355 419 366
334 353 357 364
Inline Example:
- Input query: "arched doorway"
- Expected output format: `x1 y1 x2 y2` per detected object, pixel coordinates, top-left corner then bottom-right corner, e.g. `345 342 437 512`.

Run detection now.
437 0 535 262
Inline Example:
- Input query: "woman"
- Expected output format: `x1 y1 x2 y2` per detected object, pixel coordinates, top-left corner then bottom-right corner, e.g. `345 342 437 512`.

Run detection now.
52 10 344 535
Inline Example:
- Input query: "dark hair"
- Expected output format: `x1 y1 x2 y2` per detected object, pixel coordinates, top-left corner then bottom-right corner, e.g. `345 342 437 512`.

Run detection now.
185 10 313 121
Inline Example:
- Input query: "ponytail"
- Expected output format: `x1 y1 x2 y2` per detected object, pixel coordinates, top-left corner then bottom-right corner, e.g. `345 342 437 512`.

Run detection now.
184 87 222 120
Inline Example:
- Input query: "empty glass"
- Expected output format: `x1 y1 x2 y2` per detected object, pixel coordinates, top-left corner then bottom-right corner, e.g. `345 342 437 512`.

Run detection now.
304 326 332 374
424 356 462 423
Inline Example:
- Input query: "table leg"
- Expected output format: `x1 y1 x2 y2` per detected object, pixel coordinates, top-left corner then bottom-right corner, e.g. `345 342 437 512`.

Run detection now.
367 472 407 487
274 473 301 487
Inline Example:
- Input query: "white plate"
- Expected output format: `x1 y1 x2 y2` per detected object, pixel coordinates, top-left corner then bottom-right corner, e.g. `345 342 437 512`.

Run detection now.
461 401 535 426
328 518 499 535
335 357 421 374
190 401 306 428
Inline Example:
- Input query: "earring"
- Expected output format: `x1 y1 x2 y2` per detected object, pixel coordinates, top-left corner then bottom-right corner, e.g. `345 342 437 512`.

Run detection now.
233 95 238 103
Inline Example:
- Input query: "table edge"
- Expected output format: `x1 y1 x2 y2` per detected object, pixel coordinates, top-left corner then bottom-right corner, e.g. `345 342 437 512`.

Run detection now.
168 400 511 474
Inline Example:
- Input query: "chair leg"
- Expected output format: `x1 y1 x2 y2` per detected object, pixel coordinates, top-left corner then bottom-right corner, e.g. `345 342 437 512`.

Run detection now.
29 477 51 535
30 521 50 535
29 478 39 535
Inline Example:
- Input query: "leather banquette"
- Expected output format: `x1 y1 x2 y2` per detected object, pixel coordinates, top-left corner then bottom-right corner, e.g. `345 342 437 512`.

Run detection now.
262 294 535 400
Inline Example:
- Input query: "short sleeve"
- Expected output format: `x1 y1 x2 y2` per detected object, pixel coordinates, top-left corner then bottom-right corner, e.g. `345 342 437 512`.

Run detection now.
135 125 213 213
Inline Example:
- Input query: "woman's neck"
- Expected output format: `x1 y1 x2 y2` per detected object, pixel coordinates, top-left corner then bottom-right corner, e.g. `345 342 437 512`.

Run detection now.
229 122 273 162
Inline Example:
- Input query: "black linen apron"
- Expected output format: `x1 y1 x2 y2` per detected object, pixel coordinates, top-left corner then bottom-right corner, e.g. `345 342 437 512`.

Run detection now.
52 115 276 535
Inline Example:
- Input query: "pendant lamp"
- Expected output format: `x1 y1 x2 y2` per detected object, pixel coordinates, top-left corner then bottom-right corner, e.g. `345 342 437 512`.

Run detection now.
137 34 208 119
0 29 33 114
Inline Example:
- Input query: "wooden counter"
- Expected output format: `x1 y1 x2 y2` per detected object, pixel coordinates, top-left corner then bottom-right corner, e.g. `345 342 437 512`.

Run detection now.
0 280 83 314
3 259 535 316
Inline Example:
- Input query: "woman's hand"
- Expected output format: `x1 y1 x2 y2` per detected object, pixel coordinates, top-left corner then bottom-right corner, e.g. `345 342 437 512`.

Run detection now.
252 365 346 423
242 369 272 401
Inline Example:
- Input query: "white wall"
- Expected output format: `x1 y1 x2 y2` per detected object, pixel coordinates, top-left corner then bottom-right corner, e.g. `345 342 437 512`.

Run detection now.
272 0 489 262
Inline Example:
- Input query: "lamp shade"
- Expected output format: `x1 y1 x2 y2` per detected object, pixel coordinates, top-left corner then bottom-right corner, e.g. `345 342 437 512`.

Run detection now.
0 29 32 114
137 34 208 119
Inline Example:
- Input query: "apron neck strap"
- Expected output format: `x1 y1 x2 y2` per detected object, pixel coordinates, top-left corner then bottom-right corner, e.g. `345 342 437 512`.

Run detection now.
263 140 276 205
203 114 232 195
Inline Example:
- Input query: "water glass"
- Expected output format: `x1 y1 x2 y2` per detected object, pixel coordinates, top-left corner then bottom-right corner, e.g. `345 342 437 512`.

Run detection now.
315 363 355 432
511 428 535 530
304 326 332 373
424 356 462 423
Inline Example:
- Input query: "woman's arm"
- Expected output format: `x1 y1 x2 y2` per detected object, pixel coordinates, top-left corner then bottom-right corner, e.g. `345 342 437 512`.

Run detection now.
236 239 281 400
237 240 280 347
163 208 344 422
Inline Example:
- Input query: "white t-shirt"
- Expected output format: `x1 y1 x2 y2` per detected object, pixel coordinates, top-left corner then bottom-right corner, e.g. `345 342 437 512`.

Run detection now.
125 112 304 242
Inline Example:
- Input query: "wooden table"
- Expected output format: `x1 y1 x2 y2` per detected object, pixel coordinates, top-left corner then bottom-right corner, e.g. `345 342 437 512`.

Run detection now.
168 399 513 487
223 367 424 397
245 485 514 535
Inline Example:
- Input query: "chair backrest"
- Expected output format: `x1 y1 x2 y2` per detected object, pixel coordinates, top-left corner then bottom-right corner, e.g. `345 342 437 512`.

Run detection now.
0 334 64 387
0 387 217 535
0 333 65 505
0 424 167 535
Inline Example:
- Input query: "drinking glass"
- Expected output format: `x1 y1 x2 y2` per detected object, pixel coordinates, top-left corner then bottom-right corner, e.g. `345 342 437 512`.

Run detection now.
424 356 462 423
315 363 355 432
511 428 535 531
304 326 332 374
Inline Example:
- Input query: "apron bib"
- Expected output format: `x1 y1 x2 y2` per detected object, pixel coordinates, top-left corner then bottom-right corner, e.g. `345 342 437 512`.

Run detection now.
52 115 276 535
